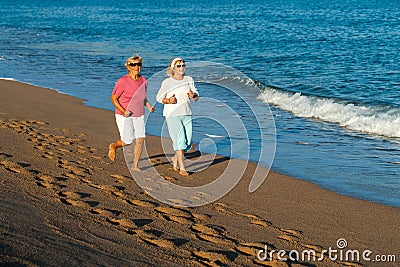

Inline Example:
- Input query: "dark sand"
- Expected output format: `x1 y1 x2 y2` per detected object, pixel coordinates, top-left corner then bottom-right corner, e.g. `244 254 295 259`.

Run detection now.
1 79 398 266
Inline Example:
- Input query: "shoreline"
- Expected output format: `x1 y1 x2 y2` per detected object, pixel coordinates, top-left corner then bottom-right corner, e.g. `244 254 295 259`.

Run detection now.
1 79 399 266
2 78 398 209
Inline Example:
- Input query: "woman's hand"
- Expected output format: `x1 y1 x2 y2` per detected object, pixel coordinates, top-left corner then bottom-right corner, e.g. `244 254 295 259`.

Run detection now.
188 90 198 101
187 90 195 98
162 94 177 104
169 94 177 104
148 105 155 113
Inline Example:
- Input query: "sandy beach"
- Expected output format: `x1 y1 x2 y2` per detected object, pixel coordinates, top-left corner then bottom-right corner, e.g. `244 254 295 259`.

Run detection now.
0 79 399 266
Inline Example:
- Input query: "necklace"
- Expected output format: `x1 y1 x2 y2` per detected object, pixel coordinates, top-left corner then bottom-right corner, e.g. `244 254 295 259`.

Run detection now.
129 74 140 80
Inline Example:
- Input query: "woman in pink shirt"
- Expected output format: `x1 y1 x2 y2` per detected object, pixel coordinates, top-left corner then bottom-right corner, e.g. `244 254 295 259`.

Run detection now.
108 55 154 171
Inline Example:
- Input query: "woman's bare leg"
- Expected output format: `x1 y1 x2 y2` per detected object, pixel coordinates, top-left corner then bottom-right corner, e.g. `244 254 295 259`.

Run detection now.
108 139 124 161
131 138 144 171
176 150 188 176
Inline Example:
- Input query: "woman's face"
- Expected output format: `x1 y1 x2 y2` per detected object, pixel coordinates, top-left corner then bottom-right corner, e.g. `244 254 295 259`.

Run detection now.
128 60 142 74
173 61 186 76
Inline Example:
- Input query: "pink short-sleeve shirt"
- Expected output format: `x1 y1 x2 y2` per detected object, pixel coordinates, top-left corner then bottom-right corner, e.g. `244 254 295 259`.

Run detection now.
112 75 147 117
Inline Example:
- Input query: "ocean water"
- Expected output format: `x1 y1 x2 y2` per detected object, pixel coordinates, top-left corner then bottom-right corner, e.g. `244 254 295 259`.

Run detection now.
1 0 399 207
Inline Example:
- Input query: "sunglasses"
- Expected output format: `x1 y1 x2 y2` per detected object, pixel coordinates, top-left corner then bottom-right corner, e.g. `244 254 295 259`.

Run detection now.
175 64 186 68
128 62 142 67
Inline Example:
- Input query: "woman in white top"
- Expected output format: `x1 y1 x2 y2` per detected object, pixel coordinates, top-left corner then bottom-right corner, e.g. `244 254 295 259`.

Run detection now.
156 57 199 176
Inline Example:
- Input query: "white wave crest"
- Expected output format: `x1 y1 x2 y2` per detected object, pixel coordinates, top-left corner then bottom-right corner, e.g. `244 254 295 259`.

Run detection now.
258 87 400 138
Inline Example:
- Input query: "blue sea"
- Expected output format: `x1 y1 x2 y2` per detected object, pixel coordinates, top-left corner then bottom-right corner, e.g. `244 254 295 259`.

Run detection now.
1 0 399 207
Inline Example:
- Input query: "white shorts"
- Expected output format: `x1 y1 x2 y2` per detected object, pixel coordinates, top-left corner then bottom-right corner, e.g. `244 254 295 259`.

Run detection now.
115 114 146 144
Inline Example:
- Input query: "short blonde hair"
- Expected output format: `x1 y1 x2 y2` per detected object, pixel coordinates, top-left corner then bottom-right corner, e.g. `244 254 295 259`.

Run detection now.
166 57 185 77
125 55 142 70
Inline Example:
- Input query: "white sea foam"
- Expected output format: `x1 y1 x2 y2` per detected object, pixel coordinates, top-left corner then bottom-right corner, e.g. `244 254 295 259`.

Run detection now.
205 133 226 138
258 87 400 138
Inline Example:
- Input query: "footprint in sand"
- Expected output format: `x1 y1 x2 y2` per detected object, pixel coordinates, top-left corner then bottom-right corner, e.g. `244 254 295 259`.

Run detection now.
155 206 193 219
87 183 114 191
80 178 93 185
76 145 87 154
88 165 103 172
35 175 57 189
106 218 139 228
281 228 303 238
71 167 91 177
235 242 277 259
191 224 221 237
42 153 54 159
191 224 237 247
107 217 154 229
235 211 273 225
57 148 72 155
149 157 163 166
58 190 99 209
111 190 127 198
132 219 154 227
235 245 259 257
236 212 262 220
64 172 78 179
58 163 75 171
23 119 46 126
251 219 274 229
160 174 177 183
276 234 298 244
188 195 201 201
141 237 175 249
110 174 129 181
155 206 195 225
235 212 278 232
191 213 212 222
90 208 122 217
195 233 234 247
125 199 159 208
58 163 90 178
131 228 186 250
164 214 194 225
4 165 29 174
38 133 51 138
0 160 33 175
130 229 160 239
142 186 154 193
35 181 53 189
192 250 236 266
0 152 13 160
212 203 234 216
165 198 193 206
57 191 91 199
60 198 98 209
58 159 69 165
